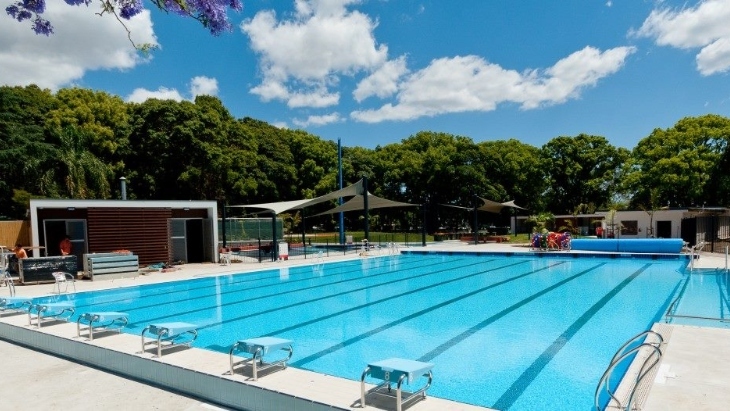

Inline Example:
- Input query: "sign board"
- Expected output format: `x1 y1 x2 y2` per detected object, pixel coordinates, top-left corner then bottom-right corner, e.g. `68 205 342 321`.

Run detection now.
19 255 78 283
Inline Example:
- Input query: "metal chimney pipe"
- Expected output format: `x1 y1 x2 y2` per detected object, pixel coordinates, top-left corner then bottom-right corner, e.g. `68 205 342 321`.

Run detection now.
119 176 127 200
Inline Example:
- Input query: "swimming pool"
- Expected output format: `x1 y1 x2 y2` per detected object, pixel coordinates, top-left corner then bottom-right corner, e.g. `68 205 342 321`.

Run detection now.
39 253 690 410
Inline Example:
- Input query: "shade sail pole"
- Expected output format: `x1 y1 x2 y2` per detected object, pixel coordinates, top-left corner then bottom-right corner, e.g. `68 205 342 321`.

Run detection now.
271 212 277 261
363 176 369 241
473 193 479 245
338 138 345 245
421 203 427 247
221 202 227 248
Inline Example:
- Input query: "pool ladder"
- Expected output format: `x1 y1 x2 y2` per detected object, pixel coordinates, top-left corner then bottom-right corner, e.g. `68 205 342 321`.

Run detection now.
1 249 15 297
594 330 664 411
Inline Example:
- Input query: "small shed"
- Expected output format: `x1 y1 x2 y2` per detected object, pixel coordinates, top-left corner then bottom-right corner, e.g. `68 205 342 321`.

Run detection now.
29 199 218 266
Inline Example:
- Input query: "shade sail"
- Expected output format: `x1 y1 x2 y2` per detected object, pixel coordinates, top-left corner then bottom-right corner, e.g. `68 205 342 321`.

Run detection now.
313 193 419 216
500 200 526 210
440 197 526 213
228 179 365 214
477 197 526 213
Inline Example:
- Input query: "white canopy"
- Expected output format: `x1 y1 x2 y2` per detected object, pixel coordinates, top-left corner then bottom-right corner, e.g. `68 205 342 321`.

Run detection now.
441 197 526 213
228 180 364 214
313 193 419 216
228 179 417 215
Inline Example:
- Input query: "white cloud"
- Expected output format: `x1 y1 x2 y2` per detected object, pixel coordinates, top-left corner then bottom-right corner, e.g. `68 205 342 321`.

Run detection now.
634 0 730 75
351 46 635 123
271 121 290 129
353 56 409 102
287 89 340 108
241 0 387 108
125 76 219 102
292 112 343 127
126 87 185 103
190 76 219 97
0 3 157 90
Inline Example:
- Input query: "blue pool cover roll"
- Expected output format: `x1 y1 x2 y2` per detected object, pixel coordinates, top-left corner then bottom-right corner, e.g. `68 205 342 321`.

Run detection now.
570 238 684 253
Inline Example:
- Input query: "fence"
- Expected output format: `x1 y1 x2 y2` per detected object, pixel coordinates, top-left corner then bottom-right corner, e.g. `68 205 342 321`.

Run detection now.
222 233 426 264
0 221 30 249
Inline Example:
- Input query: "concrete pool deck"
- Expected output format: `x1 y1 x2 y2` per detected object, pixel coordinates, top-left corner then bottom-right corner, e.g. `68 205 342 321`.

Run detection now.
1 241 728 410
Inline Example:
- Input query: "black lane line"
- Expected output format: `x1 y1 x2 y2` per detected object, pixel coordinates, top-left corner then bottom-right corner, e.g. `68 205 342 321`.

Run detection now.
491 263 651 411
716 272 730 320
61 254 446 310
82 254 459 316
136 257 502 327
289 261 563 367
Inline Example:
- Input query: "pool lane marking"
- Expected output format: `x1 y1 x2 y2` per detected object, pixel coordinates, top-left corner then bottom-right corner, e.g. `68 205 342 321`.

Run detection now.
78 254 460 316
61 253 446 311
138 257 505 326
491 263 651 411
289 261 564 367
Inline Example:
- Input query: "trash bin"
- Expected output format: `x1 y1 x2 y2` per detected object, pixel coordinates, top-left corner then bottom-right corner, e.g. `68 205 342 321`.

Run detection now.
278 242 289 261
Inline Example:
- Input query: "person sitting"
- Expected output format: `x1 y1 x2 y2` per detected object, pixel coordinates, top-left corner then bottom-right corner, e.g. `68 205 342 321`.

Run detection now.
59 235 72 256
13 242 28 259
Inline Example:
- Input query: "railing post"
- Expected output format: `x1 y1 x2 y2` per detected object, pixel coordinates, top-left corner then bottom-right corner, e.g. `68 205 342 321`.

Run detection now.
258 238 262 263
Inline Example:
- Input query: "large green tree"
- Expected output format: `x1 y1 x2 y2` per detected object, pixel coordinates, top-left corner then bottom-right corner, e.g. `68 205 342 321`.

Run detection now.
624 115 730 208
477 139 546 212
46 88 131 177
52 126 114 199
541 134 628 214
0 85 59 217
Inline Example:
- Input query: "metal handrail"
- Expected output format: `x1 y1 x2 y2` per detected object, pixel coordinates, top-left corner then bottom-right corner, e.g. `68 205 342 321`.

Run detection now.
4 271 15 297
664 276 691 323
1 249 15 297
690 241 706 271
594 330 664 411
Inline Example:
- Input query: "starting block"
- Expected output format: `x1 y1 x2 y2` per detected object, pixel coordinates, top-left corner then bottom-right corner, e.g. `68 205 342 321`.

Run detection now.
229 336 293 381
77 311 129 341
141 322 198 357
28 302 75 328
360 358 434 411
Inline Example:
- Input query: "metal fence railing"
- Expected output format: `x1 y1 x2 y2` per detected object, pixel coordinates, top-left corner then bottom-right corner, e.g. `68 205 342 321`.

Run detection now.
220 233 426 264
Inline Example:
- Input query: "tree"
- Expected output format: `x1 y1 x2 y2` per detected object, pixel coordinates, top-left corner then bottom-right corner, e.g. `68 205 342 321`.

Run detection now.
46 88 131 179
477 139 546 212
375 132 485 234
624 115 730 208
53 126 114 198
0 85 59 215
541 134 628 215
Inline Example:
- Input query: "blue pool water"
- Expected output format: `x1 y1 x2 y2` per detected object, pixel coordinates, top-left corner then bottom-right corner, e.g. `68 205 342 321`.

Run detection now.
665 268 730 327
38 253 695 410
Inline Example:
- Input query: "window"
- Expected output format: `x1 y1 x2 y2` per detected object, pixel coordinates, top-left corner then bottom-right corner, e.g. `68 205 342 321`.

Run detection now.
620 220 638 235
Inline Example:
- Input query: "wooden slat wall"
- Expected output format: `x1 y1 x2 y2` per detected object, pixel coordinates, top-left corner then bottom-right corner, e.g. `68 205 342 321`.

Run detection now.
87 208 172 266
0 221 29 248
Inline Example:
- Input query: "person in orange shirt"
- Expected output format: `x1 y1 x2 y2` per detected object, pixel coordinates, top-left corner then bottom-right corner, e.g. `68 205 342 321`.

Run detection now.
596 226 604 238
13 242 28 259
59 235 72 255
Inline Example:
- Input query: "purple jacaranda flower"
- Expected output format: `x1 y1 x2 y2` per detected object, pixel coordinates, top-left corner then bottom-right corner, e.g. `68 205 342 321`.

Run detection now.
32 16 53 35
7 0 243 38
119 0 143 19
22 0 45 14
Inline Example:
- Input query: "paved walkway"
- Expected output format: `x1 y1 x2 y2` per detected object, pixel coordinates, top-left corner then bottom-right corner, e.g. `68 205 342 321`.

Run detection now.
1 242 728 410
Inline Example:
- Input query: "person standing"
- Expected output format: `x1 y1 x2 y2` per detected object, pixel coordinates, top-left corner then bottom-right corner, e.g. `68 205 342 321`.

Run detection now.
59 235 72 255
596 226 604 238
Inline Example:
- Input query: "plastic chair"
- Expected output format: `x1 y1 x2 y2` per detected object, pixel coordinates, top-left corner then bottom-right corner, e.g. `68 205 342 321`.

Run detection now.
52 271 76 294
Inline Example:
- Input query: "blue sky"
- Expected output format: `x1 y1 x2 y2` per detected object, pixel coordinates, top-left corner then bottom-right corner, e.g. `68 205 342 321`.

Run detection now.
2 0 730 149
